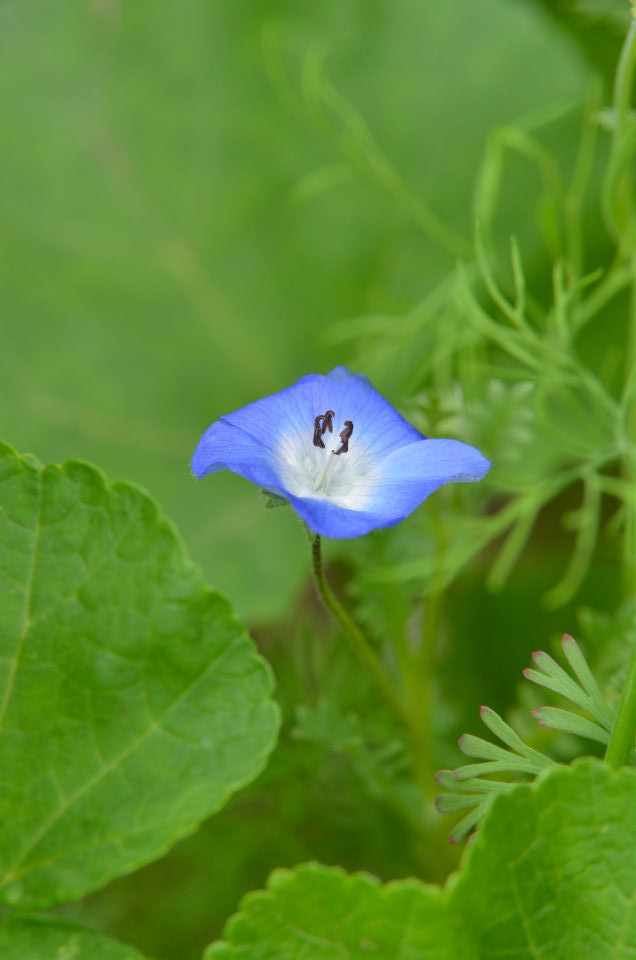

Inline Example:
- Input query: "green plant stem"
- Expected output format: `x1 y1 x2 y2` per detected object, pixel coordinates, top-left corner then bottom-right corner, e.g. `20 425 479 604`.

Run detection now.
624 257 636 596
599 0 636 774
404 498 447 769
613 4 636 148
605 640 636 767
609 3 636 256
310 534 411 730
408 591 442 763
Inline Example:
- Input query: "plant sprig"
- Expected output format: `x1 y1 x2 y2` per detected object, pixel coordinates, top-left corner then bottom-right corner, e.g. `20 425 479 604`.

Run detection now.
436 634 629 843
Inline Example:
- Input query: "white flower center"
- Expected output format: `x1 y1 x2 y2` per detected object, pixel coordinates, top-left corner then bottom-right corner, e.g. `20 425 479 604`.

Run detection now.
276 426 378 511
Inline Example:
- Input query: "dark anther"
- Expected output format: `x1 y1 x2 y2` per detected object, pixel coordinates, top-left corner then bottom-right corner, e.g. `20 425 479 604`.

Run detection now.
313 414 326 448
321 410 335 435
333 420 353 455
313 410 335 447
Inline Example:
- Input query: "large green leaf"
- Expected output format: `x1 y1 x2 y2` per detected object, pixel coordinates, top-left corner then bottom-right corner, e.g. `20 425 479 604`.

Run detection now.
0 915 148 960
208 868 455 959
0 441 279 908
207 760 636 959
0 0 586 620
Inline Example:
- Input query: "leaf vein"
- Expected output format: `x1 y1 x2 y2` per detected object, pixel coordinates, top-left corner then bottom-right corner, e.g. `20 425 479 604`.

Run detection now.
0 628 237 888
0 468 44 732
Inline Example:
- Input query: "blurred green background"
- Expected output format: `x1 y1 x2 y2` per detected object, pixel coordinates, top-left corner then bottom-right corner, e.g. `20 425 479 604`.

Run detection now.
1 1 630 958
0 0 604 622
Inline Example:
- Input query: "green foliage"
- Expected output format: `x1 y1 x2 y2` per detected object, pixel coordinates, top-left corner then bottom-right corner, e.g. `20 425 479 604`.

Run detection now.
579 601 636 704
208 761 636 960
333 15 636 626
0 915 148 960
0 0 587 620
436 633 635 842
0 441 279 908
293 700 427 833
341 68 635 610
0 1 634 957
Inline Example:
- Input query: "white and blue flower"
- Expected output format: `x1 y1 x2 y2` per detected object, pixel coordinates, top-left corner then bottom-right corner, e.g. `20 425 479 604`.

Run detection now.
192 366 491 539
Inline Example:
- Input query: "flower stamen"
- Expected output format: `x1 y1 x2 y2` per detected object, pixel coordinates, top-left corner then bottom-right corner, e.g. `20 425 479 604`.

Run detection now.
313 415 326 448
333 420 354 456
322 410 335 435
313 410 336 447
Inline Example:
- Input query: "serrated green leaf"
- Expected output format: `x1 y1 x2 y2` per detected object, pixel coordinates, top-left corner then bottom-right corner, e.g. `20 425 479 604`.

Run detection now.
0 441 279 908
206 866 460 960
0 915 148 960
456 760 636 958
208 761 636 959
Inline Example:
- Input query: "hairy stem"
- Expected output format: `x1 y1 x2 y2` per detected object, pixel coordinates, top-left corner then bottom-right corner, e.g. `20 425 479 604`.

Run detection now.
405 497 447 772
310 534 411 730
406 591 442 766
608 5 636 760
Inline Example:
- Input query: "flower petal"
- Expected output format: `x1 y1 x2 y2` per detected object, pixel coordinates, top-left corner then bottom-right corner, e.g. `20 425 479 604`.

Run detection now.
191 419 284 491
192 366 423 485
191 373 326 486
216 374 325 456
286 438 490 538
313 367 423 456
368 438 491 521
285 495 392 538
192 368 489 539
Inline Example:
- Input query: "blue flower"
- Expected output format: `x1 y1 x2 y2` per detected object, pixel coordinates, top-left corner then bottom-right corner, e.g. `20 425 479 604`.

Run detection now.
192 366 491 539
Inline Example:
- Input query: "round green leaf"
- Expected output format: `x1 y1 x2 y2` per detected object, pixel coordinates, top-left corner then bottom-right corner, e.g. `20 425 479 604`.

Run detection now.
0 442 279 907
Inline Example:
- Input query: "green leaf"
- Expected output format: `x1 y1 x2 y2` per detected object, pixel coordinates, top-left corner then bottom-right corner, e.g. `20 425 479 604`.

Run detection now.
456 760 636 958
0 915 148 960
0 441 279 908
208 760 636 959
207 867 458 960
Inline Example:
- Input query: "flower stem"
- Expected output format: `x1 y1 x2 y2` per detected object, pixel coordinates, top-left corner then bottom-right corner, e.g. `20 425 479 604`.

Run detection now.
403 503 446 768
605 639 636 768
310 534 411 729
613 3 636 154
605 6 636 770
